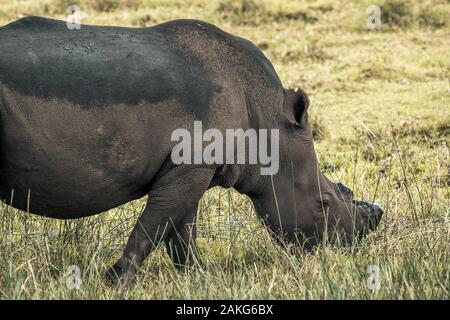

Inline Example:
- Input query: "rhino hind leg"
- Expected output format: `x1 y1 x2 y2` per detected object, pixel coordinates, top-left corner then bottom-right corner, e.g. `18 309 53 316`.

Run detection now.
105 166 215 287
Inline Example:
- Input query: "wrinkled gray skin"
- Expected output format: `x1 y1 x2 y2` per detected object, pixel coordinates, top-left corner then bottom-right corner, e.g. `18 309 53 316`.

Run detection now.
0 17 383 285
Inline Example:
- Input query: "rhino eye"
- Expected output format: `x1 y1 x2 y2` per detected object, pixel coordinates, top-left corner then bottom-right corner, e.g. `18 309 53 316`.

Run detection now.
319 195 331 209
318 194 332 213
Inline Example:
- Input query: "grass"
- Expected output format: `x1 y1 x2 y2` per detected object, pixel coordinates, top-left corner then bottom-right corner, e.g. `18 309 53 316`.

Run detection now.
0 0 449 299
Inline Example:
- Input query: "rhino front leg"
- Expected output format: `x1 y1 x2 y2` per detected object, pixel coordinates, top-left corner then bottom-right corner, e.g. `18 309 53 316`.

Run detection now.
165 210 199 269
105 166 215 286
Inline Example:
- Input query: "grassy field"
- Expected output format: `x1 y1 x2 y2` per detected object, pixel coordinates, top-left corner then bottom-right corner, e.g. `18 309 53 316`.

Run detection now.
0 0 448 299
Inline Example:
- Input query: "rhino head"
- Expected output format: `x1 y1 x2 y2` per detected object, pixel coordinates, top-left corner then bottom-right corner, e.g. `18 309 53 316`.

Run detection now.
249 89 384 249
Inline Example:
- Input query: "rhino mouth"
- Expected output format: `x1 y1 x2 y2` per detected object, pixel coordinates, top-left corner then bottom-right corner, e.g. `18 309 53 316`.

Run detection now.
354 200 384 231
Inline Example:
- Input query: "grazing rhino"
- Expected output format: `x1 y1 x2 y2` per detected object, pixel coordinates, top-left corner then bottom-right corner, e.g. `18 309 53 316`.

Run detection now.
0 17 383 285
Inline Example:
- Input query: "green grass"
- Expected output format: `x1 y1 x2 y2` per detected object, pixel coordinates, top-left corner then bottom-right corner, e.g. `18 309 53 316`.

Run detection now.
0 0 449 299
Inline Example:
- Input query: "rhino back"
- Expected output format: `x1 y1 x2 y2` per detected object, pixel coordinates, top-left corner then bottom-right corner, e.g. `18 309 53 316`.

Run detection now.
151 19 284 126
0 16 217 119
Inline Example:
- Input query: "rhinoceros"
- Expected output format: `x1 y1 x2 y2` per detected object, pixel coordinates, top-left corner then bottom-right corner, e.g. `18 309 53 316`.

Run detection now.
0 17 383 285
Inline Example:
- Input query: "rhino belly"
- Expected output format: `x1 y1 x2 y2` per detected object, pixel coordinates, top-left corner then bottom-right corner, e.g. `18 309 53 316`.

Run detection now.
0 89 168 218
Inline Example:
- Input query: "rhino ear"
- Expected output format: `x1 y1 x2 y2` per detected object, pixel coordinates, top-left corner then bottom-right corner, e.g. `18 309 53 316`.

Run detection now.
282 88 309 127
